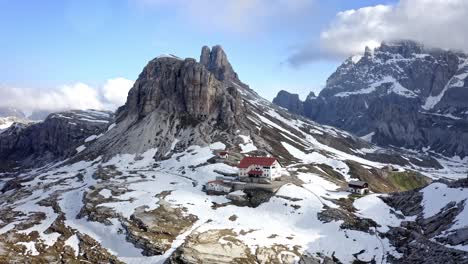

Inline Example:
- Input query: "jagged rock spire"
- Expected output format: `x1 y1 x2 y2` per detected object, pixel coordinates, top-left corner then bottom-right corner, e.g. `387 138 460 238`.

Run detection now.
364 46 373 57
199 45 238 81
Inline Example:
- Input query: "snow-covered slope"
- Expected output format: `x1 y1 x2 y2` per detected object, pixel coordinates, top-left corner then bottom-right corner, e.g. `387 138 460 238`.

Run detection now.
1 139 466 263
0 116 30 133
0 117 16 131
0 45 466 263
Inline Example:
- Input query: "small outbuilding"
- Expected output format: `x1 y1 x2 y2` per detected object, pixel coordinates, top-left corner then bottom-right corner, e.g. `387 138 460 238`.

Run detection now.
348 180 369 195
206 180 233 193
218 151 229 159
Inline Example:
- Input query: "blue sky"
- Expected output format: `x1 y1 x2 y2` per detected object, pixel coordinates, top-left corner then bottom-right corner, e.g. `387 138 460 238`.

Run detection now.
3 0 465 112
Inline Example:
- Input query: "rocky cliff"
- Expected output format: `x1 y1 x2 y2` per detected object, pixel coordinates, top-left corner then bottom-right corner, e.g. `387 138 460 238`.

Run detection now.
274 40 468 158
272 90 304 115
0 110 113 169
84 46 246 160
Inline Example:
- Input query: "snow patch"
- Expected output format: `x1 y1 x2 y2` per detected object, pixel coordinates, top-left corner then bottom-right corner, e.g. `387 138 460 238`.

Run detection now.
64 235 80 257
99 189 112 199
85 134 98 142
335 76 417 98
421 182 468 218
360 132 374 142
18 241 39 255
107 123 116 131
422 71 468 110
354 195 415 232
238 135 257 153
76 145 86 153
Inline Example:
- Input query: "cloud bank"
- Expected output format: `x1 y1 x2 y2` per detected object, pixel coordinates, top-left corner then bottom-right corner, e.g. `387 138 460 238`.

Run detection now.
288 0 468 66
0 78 134 114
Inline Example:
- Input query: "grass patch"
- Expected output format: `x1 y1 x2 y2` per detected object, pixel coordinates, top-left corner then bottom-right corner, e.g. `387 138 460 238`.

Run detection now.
387 171 431 191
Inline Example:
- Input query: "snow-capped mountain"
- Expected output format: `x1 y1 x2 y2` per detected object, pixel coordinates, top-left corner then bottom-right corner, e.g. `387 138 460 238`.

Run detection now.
0 116 27 132
0 107 30 133
274 40 468 158
0 45 466 263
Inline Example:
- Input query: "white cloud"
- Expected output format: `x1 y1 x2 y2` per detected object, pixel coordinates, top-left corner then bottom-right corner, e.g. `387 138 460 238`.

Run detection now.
0 78 134 114
133 0 313 33
102 78 134 109
288 0 468 66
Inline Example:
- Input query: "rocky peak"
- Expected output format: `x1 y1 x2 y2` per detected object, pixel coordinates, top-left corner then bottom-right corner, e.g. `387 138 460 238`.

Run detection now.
118 51 243 126
379 40 425 57
92 46 246 160
200 46 211 66
306 92 317 101
272 90 304 115
364 46 373 58
275 40 468 158
199 45 238 81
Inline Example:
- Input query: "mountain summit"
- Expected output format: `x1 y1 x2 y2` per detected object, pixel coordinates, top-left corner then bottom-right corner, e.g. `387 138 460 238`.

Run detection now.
200 45 238 81
274 40 468 158
83 45 246 160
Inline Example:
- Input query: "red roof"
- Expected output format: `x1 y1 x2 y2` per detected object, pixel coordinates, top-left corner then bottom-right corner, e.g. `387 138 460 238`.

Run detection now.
247 170 263 175
238 156 277 168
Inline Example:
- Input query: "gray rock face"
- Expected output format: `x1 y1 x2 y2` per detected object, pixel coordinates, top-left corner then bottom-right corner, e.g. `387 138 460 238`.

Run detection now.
274 40 468 158
272 90 304 115
86 46 246 160
199 45 238 81
0 110 113 170
380 178 468 263
118 54 242 125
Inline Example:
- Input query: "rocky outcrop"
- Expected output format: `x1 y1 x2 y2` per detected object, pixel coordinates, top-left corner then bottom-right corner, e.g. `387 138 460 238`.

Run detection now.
123 202 197 256
386 226 468 264
168 229 300 264
85 45 247 160
272 90 304 115
0 110 113 170
381 179 468 263
274 40 468 158
117 55 242 126
200 45 238 81
168 229 256 264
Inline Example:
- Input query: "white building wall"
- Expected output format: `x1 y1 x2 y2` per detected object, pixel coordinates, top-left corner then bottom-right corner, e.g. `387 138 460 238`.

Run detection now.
239 162 282 181
266 161 281 179
207 183 231 192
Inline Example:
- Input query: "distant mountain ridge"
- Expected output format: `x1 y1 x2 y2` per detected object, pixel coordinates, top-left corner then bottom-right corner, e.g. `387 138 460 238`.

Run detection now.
0 109 113 169
274 40 468 158
0 107 26 119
